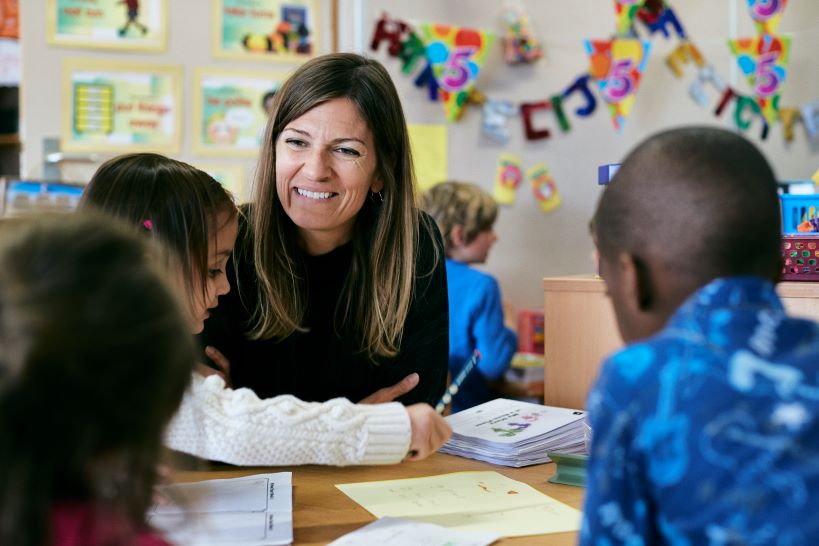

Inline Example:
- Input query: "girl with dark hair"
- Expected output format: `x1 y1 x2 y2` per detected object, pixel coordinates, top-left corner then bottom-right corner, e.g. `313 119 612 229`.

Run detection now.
0 214 193 546
81 153 451 466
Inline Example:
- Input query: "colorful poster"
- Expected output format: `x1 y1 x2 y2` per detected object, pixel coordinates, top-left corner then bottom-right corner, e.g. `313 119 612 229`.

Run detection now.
61 58 181 153
197 163 248 201
747 0 788 35
493 154 522 205
193 69 285 157
728 34 791 124
47 0 167 51
585 38 651 131
213 0 320 62
419 23 495 122
613 0 646 36
408 124 448 193
528 163 561 213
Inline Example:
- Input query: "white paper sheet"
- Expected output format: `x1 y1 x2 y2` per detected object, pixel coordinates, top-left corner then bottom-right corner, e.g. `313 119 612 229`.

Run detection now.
148 472 292 546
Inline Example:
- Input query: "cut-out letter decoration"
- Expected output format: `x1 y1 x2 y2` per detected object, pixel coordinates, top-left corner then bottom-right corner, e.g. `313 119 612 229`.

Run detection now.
801 101 819 141
728 34 791 125
370 14 410 56
414 63 440 102
714 87 738 117
585 38 651 131
420 23 495 121
636 0 687 39
520 101 552 140
528 163 561 213
778 107 800 143
493 154 523 205
747 0 788 35
561 75 597 117
688 65 726 107
734 94 769 140
482 98 518 143
549 95 571 132
665 41 704 78
399 31 427 74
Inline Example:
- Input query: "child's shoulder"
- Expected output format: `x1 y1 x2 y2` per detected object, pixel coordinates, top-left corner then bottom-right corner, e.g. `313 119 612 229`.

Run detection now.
445 259 499 287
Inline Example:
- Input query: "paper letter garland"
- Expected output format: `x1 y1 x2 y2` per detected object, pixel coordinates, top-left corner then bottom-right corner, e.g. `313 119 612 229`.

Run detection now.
585 39 651 131
746 0 788 35
420 23 495 121
728 34 791 125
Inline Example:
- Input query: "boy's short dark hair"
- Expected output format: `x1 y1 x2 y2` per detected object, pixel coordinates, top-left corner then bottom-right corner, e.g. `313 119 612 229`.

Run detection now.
593 126 781 283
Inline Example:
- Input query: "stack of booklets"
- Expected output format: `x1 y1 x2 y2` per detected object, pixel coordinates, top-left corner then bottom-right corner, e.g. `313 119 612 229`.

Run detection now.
439 399 587 467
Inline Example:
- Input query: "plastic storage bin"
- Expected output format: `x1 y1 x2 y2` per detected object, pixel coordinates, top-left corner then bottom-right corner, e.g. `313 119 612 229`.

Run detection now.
781 194 819 234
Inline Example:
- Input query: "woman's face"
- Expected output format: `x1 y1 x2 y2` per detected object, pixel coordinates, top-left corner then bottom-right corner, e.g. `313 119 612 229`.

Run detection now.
188 212 238 334
275 98 383 255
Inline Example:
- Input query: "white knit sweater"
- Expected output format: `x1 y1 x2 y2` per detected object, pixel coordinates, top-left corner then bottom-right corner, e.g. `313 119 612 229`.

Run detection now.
164 374 412 466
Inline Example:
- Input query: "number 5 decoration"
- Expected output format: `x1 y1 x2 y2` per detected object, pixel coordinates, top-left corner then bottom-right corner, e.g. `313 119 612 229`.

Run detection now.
585 38 651 131
420 23 494 122
728 34 791 125
747 0 788 35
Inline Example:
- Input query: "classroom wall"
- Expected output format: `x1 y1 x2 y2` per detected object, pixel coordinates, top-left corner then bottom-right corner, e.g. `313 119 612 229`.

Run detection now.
366 0 819 311
19 1 819 311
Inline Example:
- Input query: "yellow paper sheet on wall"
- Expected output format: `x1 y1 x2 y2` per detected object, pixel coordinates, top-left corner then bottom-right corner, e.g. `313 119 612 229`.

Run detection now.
408 123 448 194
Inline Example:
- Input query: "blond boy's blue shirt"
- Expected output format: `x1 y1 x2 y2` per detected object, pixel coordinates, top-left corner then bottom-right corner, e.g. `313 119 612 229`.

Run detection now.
445 258 517 412
581 277 819 545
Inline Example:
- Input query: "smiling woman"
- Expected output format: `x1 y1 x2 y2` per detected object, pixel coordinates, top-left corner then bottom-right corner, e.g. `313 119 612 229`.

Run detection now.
201 53 450 407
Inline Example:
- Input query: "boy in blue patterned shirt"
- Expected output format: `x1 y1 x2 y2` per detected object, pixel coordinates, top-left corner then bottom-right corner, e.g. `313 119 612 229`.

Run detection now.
582 126 819 544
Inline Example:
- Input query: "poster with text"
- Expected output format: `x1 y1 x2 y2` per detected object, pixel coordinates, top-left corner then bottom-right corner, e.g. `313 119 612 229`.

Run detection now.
193 69 285 157
213 0 320 62
47 0 167 52
62 58 181 153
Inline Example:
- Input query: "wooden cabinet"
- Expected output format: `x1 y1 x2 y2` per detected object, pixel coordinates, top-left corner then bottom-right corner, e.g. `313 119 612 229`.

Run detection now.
542 275 819 410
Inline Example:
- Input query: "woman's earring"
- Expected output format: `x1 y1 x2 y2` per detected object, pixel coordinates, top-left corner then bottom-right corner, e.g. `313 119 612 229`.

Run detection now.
371 190 384 203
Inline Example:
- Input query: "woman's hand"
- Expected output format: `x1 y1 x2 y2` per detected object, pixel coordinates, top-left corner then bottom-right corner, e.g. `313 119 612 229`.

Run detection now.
404 403 452 461
359 373 419 404
195 346 232 388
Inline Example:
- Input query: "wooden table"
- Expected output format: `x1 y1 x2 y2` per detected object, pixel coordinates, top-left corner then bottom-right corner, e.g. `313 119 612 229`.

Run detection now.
172 453 584 545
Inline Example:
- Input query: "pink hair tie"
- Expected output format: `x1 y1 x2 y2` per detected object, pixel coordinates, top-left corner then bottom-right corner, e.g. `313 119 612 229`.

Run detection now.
142 219 153 231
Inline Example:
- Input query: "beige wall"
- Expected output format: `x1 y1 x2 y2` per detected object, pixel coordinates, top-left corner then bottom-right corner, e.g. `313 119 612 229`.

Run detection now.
20 1 819 310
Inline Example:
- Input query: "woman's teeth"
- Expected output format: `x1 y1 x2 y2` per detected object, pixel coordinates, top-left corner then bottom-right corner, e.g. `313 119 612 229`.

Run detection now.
297 188 333 200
